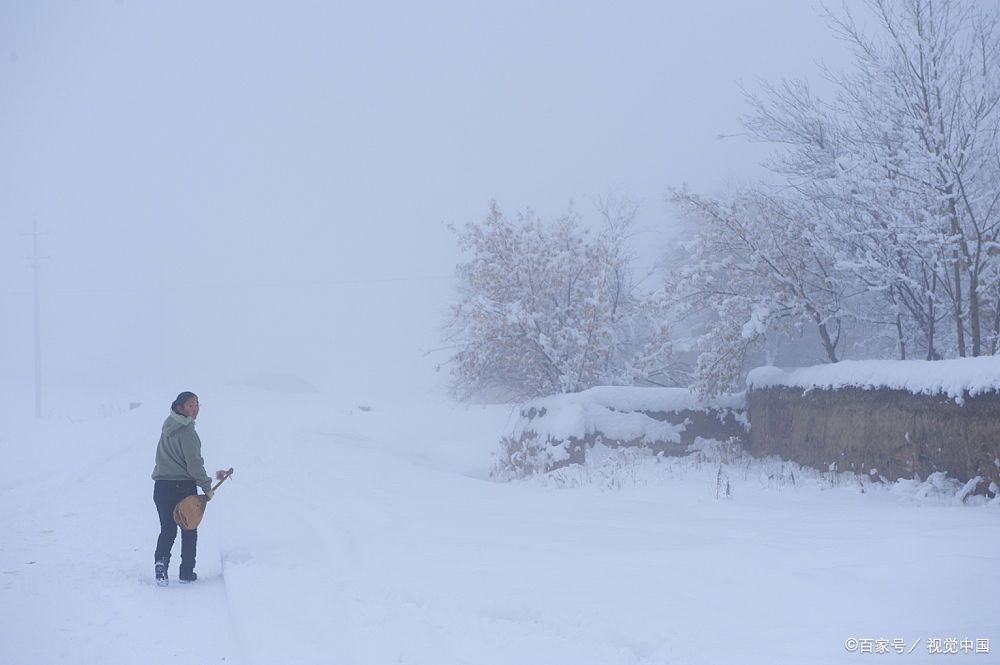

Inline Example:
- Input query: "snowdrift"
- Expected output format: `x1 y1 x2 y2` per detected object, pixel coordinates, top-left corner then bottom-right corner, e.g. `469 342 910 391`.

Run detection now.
494 386 746 479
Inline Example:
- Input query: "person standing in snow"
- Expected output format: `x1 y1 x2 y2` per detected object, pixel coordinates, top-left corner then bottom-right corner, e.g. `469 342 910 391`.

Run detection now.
151 391 213 585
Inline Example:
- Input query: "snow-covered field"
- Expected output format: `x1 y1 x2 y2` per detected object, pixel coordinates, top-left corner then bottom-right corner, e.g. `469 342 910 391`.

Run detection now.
1 382 997 665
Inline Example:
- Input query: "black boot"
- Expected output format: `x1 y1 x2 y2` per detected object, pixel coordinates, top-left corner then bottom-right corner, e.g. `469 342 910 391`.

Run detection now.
155 557 169 587
179 527 197 583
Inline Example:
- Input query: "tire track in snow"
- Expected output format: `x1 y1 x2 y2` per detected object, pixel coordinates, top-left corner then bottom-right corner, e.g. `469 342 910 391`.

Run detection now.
211 434 363 665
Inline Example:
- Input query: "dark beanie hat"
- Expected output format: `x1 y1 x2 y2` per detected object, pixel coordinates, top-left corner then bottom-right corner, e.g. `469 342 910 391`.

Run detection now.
171 391 198 413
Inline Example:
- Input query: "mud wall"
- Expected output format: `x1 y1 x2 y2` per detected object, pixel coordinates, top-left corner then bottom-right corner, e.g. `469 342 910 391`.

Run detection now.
747 386 1000 489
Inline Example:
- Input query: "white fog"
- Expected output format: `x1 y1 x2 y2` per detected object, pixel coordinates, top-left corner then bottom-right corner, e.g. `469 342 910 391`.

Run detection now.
3 3 998 665
1 0 848 401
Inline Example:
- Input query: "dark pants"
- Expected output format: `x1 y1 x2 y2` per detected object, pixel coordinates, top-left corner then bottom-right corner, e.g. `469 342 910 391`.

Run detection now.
153 480 198 575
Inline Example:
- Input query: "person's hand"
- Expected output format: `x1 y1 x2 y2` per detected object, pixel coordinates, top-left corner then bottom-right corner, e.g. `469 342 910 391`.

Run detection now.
204 489 214 501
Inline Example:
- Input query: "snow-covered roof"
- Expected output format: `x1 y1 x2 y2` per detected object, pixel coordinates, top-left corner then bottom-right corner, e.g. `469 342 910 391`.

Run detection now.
747 357 1000 401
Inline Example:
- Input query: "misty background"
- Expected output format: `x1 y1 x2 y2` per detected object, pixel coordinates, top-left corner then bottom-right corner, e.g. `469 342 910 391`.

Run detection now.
1 1 853 409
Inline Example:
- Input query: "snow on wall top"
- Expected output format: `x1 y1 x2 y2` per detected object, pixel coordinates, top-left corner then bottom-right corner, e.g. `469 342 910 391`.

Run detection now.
515 386 746 444
747 357 1000 401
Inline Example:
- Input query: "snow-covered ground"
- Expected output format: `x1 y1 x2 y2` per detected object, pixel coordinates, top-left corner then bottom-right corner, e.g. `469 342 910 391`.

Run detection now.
1 382 997 665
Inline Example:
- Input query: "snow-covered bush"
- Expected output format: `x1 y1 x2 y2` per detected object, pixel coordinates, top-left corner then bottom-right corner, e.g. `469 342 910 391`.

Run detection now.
541 444 648 490
492 428 580 481
448 199 673 400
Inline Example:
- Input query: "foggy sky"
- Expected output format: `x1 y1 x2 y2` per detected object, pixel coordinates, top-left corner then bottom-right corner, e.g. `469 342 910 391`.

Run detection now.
1 1 859 403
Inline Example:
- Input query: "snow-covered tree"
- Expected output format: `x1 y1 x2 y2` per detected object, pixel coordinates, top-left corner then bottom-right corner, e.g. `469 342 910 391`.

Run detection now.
817 0 1000 358
669 187 852 395
448 199 672 400
670 0 1000 392
742 75 953 361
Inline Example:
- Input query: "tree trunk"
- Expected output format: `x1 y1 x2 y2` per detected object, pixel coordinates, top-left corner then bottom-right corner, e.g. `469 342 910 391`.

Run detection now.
896 311 906 360
991 298 1000 355
949 200 967 356
969 267 981 356
927 290 937 360
817 319 839 363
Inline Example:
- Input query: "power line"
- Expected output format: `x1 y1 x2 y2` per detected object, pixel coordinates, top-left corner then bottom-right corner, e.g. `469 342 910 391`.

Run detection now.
0 273 454 297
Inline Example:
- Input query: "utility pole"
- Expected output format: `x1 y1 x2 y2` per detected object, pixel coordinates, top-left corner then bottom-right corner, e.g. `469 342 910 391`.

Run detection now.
26 221 45 418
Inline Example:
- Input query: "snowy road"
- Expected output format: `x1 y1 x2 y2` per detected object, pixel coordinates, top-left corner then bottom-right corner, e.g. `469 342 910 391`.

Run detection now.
0 413 245 664
1 387 997 664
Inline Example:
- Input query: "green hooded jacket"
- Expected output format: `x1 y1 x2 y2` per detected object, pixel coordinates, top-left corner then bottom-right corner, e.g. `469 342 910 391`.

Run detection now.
151 410 212 493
